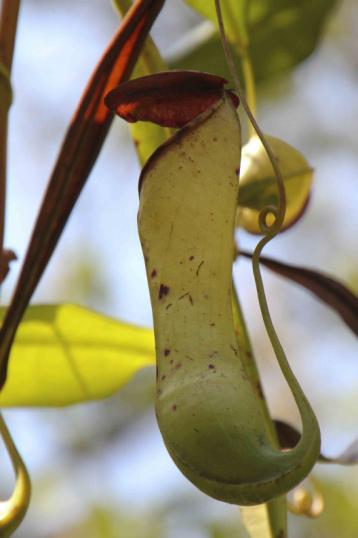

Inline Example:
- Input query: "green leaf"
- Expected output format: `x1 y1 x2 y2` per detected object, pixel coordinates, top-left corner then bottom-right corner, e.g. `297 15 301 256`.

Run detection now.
184 1 246 45
0 304 155 407
237 135 313 233
178 0 337 83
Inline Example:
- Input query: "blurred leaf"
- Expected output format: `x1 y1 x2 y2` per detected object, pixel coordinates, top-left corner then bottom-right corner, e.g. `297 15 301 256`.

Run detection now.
48 503 164 538
239 251 358 336
237 135 313 233
208 519 247 538
274 420 358 465
325 440 358 465
113 0 170 165
129 43 171 165
170 29 234 83
296 477 358 538
240 503 276 538
184 1 247 46
178 0 337 83
0 304 155 407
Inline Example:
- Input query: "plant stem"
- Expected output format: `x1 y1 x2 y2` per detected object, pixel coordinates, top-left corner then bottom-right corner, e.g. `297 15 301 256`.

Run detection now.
0 5 29 535
0 0 20 69
241 51 256 127
232 277 287 537
215 0 286 231
0 0 21 273
224 0 257 135
0 107 8 266
231 279 273 434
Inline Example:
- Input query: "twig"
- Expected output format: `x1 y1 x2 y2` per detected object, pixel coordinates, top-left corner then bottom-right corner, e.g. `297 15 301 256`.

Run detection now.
0 0 21 274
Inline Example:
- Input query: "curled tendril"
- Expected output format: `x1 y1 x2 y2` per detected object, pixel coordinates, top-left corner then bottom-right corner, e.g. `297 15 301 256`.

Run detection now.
0 63 13 109
214 0 286 240
258 205 281 235
215 0 319 470
213 0 286 230
0 413 31 537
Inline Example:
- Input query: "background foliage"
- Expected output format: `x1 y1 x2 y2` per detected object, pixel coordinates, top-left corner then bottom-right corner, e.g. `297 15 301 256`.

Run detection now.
0 0 357 536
